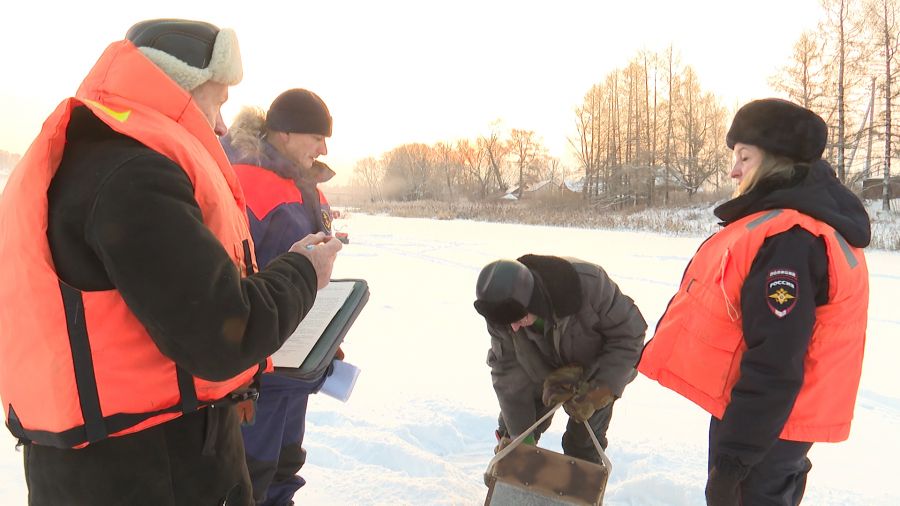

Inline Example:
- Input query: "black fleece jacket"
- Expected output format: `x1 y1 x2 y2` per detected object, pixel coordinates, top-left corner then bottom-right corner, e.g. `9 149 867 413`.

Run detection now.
709 161 870 472
47 106 318 381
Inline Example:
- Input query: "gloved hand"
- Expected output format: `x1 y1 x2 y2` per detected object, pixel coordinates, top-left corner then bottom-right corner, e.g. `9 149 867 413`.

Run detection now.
705 456 750 506
562 383 614 423
542 364 584 406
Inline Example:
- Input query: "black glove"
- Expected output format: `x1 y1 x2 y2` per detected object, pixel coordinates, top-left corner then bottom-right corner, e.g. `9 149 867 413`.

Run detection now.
705 456 750 506
541 364 583 406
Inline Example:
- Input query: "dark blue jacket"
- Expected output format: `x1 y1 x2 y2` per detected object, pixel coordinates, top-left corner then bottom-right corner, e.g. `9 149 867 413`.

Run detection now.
221 132 333 269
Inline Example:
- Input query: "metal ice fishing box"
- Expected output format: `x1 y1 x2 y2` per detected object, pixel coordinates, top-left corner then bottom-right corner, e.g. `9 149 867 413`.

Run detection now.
484 442 610 505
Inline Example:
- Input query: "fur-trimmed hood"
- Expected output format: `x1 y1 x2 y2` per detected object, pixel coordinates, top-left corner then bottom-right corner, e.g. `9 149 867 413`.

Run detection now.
221 106 334 184
517 254 582 320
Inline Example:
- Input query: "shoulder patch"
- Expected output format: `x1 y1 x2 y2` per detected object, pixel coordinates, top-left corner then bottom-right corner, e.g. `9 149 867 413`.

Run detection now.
321 209 333 233
766 268 799 318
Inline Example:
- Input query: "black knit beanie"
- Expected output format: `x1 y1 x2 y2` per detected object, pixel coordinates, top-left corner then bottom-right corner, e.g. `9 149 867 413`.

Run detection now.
266 89 333 136
726 98 827 163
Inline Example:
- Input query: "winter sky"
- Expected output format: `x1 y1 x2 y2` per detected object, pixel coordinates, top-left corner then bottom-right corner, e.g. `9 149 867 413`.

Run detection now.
0 0 824 183
1 213 897 505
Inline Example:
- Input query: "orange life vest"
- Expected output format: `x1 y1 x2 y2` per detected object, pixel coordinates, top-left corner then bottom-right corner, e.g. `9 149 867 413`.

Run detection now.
0 40 267 448
638 209 868 442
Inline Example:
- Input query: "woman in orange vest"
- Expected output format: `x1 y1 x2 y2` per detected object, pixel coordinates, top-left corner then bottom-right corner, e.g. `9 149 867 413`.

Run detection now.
638 99 870 506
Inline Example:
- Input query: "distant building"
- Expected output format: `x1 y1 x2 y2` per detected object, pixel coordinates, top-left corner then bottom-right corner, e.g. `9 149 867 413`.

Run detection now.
561 178 583 195
521 180 555 199
496 178 583 201
498 184 519 200
862 176 899 200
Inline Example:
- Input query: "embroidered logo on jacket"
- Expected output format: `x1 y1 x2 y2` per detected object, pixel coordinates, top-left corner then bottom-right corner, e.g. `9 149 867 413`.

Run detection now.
766 268 798 318
321 210 333 233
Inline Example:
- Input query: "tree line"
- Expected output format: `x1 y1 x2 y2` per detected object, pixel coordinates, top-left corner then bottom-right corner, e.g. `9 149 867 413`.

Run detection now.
352 126 566 203
351 46 731 209
350 0 900 211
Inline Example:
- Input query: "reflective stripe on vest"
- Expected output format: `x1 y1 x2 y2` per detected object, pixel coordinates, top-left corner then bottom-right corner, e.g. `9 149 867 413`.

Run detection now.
0 40 266 448
637 209 868 442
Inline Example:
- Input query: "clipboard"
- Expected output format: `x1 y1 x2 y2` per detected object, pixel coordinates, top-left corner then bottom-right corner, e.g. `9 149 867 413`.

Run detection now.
272 278 369 380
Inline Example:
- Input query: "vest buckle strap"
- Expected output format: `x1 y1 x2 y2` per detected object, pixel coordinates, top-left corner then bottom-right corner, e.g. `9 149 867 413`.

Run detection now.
6 405 31 446
228 388 259 403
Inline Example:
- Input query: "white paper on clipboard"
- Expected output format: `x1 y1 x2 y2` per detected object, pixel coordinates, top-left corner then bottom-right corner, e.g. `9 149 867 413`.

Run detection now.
271 281 355 368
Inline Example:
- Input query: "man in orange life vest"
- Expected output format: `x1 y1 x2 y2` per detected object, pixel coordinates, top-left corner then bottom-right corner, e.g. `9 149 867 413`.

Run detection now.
638 99 870 505
220 90 337 504
0 19 341 505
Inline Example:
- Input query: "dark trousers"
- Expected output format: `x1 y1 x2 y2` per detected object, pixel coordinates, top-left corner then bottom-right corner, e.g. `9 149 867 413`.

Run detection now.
709 417 813 506
24 405 251 506
498 399 614 464
241 372 324 506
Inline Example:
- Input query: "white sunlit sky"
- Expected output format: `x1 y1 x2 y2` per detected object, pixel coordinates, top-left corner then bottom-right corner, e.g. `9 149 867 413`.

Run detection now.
0 211 898 505
0 0 825 184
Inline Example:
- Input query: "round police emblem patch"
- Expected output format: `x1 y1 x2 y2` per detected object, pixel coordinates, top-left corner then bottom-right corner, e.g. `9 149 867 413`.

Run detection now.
766 268 798 318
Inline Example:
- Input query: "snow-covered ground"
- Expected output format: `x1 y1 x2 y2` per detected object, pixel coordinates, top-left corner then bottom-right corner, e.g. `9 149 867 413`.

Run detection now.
1 213 898 505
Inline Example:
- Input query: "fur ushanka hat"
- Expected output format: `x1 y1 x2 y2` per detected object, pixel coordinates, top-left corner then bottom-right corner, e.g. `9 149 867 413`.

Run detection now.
726 98 828 163
126 18 243 91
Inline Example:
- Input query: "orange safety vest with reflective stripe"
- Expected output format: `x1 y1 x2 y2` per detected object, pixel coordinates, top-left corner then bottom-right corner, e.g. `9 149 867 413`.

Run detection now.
638 209 868 442
0 40 268 448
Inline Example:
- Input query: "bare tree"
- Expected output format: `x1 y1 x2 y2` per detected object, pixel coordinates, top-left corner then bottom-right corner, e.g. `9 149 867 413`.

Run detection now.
771 31 829 110
868 0 900 209
352 156 384 202
671 67 728 197
821 0 872 182
605 71 622 199
542 157 565 184
644 50 659 206
570 46 729 206
508 129 541 197
664 45 679 204
865 77 877 183
480 122 509 192
457 138 492 199
570 84 604 199
381 143 434 201
432 141 460 205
